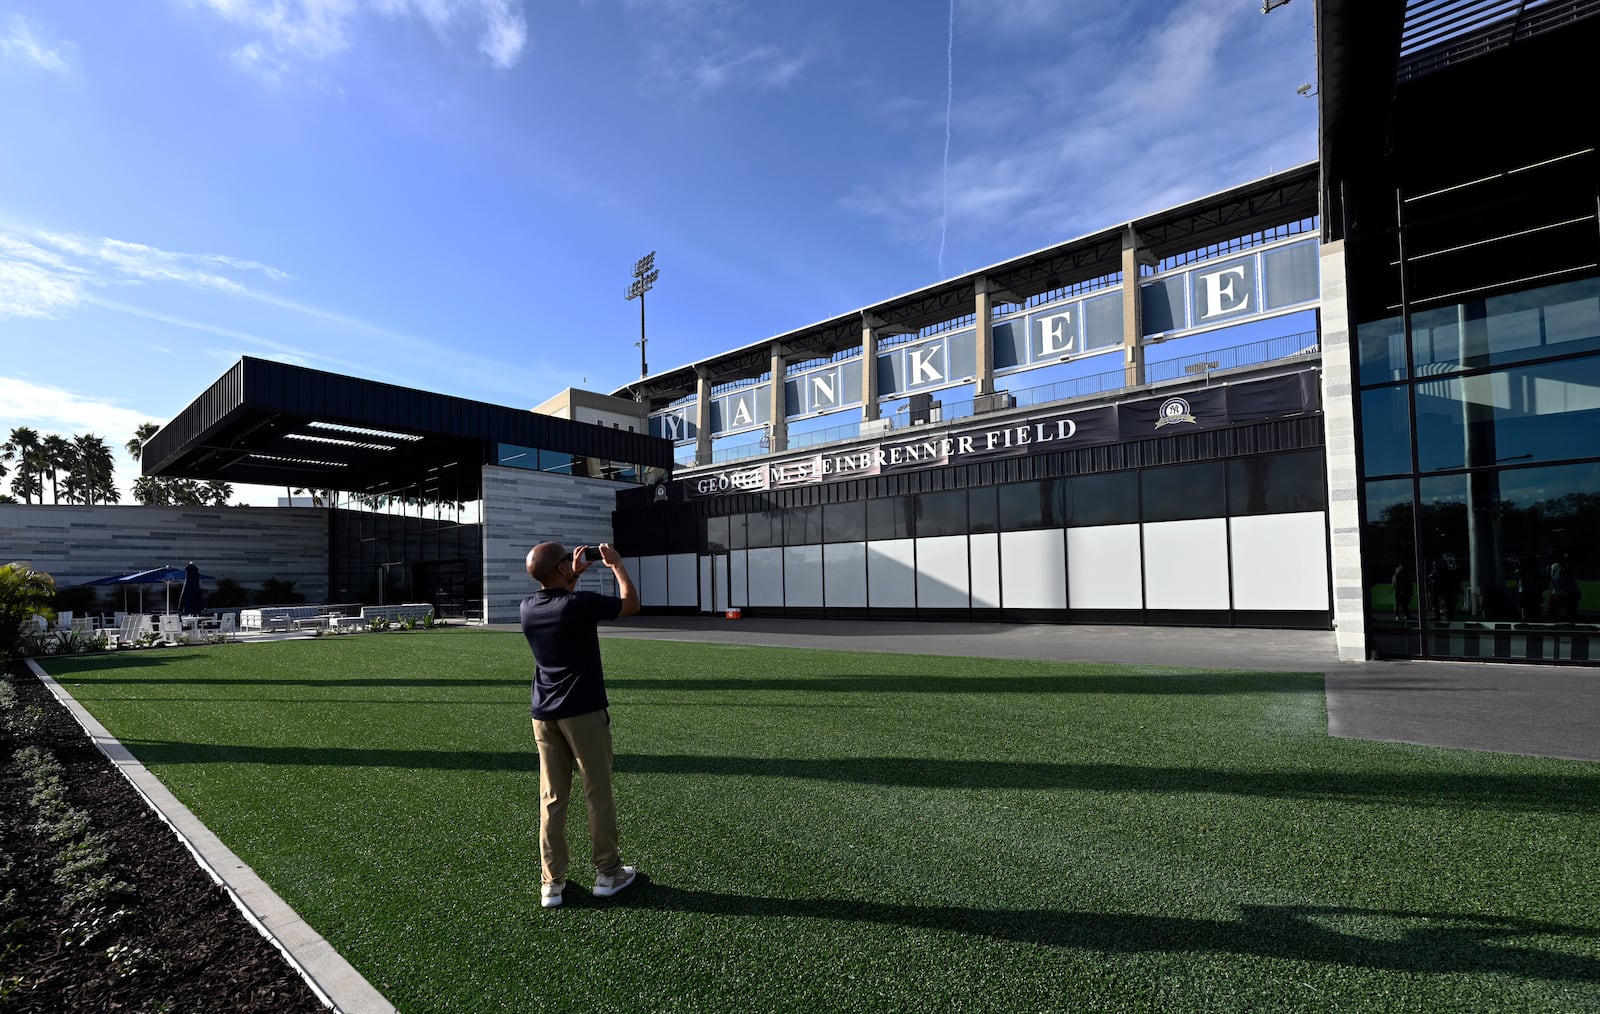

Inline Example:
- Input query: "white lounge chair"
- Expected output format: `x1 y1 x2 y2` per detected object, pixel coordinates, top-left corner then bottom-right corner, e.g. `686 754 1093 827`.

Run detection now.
218 613 238 642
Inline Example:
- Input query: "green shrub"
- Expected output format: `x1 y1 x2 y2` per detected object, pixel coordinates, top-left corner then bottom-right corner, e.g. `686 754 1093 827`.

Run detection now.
0 562 55 662
206 577 250 609
255 577 304 605
50 584 101 617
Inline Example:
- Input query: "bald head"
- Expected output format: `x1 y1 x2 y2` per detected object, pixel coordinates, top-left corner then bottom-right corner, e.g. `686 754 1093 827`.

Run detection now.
527 542 567 588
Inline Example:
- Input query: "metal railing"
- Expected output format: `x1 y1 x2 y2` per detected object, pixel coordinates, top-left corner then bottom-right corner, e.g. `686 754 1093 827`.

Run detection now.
684 330 1320 468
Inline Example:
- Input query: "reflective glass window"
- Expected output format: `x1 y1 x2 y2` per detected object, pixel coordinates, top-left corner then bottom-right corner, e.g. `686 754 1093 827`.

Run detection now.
745 511 774 548
728 514 747 550
1360 386 1412 478
915 490 967 538
968 486 998 534
705 516 729 553
1362 478 1417 625
997 479 1063 531
866 496 913 540
1065 471 1138 527
1227 450 1327 515
784 506 822 546
1416 354 1600 472
1141 462 1223 522
1412 277 1600 375
823 501 867 543
1357 316 1407 386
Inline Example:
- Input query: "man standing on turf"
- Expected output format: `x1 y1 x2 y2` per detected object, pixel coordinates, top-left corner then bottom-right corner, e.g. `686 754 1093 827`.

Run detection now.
522 541 641 909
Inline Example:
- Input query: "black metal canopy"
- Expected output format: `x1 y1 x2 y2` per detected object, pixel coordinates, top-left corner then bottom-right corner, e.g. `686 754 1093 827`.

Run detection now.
616 162 1320 408
143 357 674 500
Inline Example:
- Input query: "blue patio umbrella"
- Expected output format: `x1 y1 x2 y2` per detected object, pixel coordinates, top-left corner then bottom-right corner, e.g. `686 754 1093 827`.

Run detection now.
111 566 217 614
82 571 143 612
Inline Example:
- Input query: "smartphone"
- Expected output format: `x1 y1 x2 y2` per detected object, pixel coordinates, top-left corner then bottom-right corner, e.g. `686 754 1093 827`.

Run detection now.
582 546 603 563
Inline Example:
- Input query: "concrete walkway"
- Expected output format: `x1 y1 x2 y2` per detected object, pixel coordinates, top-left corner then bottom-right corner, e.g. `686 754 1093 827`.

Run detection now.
489 615 1599 763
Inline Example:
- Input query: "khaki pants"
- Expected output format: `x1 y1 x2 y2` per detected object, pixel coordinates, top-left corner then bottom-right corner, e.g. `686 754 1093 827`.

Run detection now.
532 709 620 886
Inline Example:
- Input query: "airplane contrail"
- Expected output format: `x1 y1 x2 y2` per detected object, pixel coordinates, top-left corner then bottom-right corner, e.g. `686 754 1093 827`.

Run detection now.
938 0 953 278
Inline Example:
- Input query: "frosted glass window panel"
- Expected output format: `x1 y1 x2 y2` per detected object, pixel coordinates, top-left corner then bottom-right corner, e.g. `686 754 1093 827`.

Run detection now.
783 545 824 607
712 555 730 613
823 542 867 607
667 553 698 607
1000 529 1066 609
730 550 748 608
698 556 712 611
1066 524 1143 608
624 558 641 600
916 535 970 608
640 556 669 607
867 539 917 608
970 533 1000 607
747 548 785 607
1229 512 1329 610
1142 519 1230 609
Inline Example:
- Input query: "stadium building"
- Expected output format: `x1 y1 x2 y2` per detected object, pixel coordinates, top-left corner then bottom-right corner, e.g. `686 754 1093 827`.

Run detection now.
14 0 1591 665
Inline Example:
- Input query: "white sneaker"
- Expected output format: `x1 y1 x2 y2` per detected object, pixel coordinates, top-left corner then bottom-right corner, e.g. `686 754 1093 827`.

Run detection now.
541 882 565 909
592 865 637 898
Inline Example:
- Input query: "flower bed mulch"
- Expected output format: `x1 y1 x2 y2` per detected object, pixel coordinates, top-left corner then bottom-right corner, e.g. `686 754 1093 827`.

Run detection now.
1 662 328 1013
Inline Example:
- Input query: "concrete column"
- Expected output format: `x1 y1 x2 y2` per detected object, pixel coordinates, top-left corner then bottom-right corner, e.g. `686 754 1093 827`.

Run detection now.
1121 226 1147 387
767 342 788 454
1319 239 1368 662
972 278 997 396
860 313 881 422
694 369 713 466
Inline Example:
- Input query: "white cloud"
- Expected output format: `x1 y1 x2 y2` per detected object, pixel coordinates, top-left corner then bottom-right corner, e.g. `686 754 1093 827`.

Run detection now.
0 15 72 73
189 0 528 77
0 259 84 319
0 226 295 320
839 0 1317 268
625 0 825 97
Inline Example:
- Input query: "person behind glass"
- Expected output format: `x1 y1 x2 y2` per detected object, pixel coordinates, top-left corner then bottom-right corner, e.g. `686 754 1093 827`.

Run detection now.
1391 560 1414 622
521 541 640 909
1548 555 1581 624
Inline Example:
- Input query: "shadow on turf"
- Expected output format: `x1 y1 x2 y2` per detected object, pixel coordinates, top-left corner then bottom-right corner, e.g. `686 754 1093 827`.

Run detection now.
612 883 1600 983
110 741 1597 813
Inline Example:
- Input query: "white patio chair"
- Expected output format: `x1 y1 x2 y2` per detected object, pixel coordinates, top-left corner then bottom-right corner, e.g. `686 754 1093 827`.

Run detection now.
218 613 238 642
158 614 186 645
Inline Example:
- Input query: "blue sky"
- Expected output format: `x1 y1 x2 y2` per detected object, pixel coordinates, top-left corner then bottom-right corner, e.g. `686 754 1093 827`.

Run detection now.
0 0 1318 504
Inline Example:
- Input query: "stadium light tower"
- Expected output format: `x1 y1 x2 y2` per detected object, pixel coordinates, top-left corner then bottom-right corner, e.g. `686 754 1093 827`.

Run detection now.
625 251 660 381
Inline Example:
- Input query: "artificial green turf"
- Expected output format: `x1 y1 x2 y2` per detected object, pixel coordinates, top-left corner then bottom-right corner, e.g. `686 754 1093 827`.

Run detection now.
41 633 1600 1013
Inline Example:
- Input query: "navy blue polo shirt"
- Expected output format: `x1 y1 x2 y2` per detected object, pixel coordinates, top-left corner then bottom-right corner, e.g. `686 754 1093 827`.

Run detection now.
520 587 624 720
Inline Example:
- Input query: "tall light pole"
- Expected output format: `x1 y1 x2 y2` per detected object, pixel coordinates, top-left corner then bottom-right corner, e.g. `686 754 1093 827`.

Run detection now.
626 251 659 382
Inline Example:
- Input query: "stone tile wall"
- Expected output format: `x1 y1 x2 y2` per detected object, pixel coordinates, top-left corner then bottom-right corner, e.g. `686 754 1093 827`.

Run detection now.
480 465 631 624
0 504 329 606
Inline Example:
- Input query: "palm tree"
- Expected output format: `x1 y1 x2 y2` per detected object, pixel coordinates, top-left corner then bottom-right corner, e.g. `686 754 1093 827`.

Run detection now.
170 479 205 505
41 434 75 505
201 480 234 506
127 422 169 505
130 476 167 507
71 434 118 505
2 427 42 504
126 422 159 462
